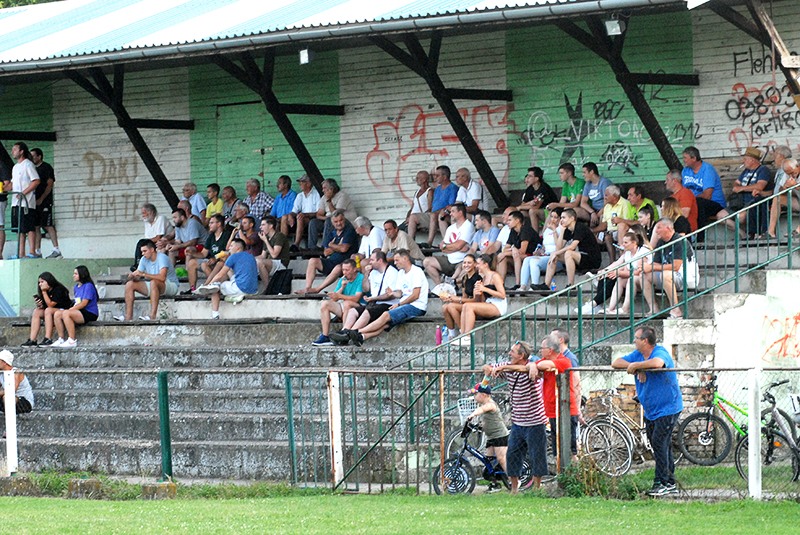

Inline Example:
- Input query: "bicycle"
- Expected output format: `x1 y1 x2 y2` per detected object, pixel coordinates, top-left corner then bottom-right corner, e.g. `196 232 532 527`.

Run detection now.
581 389 682 477
677 375 797 466
734 380 800 487
433 420 533 495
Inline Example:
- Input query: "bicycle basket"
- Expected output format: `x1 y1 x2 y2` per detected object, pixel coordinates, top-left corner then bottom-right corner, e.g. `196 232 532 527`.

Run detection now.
458 397 478 424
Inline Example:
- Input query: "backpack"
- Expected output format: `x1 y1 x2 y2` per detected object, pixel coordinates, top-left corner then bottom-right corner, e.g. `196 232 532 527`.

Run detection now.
265 268 293 295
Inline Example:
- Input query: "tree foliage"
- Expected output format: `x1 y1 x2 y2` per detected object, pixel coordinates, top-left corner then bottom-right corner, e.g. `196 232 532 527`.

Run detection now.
0 0 60 8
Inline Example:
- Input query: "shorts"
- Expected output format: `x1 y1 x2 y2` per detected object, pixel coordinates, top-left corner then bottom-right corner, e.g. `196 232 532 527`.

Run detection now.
145 279 179 297
506 423 549 478
176 244 205 262
268 261 286 277
387 303 425 326
38 205 54 227
355 303 392 323
485 435 509 448
0 200 6 229
652 270 684 291
79 309 99 323
0 396 32 414
434 255 459 276
320 254 346 276
220 279 245 297
578 252 602 271
410 211 431 229
486 297 508 316
10 206 36 234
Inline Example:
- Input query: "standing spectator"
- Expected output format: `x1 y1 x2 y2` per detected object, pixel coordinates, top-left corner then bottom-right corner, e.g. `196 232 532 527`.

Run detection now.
8 142 40 259
307 178 356 249
681 146 737 235
516 166 558 231
0 350 34 415
288 174 321 250
204 183 223 224
577 162 611 225
664 170 698 232
454 167 485 216
244 178 274 224
196 238 259 318
483 341 549 493
612 326 683 496
458 254 507 343
0 161 10 258
114 240 179 322
31 148 61 258
540 208 601 290
423 203 474 285
311 259 364 347
424 165 458 247
21 271 72 347
405 170 433 240
166 208 206 265
767 146 793 239
181 182 207 222
546 162 585 213
733 147 771 239
270 175 297 228
256 215 290 291
52 266 99 348
183 214 231 294
521 209 564 291
353 216 385 268
381 219 424 265
221 186 240 226
297 210 358 294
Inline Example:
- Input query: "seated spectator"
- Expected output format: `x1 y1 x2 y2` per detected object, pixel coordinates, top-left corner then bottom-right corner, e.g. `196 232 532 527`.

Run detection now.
616 185 660 232
311 259 365 346
204 183 223 224
21 271 73 347
382 219 424 265
457 254 507 344
288 174 321 250
681 146 737 236
181 182 207 222
270 175 297 233
221 186 240 226
767 146 793 239
457 210 500 281
330 251 399 344
135 203 173 270
353 216 386 269
195 238 259 319
577 162 611 225
0 350 34 415
405 170 433 241
166 208 207 265
297 210 359 294
497 210 539 290
183 214 231 294
424 165 458 247
516 166 558 231
423 203 474 285
114 240 179 322
540 208 601 290
244 178 274 224
256 215 290 291
546 162 585 213
334 249 428 346
52 265 99 348
664 169 698 232
521 209 564 291
634 218 694 318
637 205 657 240
595 185 631 262
733 146 770 239
658 197 692 242
228 215 262 257
455 167 486 217
605 225 653 315
439 253 480 341
780 158 800 237
308 178 356 249
227 201 249 231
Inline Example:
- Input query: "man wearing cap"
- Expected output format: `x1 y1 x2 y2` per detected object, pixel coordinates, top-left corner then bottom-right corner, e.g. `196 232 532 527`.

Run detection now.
733 147 771 239
466 383 509 490
483 341 549 493
0 350 34 415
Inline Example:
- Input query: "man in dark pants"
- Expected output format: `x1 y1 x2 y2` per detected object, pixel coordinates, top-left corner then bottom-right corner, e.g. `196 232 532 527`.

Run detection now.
612 326 683 496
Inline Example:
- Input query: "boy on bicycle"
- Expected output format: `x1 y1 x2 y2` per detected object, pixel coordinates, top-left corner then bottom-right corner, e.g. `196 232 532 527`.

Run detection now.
467 384 509 491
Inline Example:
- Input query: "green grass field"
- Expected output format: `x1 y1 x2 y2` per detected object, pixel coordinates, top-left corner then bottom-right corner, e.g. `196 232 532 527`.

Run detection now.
1 494 797 534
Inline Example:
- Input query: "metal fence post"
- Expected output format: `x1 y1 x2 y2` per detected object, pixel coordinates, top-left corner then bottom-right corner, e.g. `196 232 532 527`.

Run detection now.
3 370 18 476
156 370 173 481
327 372 343 488
734 230 740 293
556 371 572 474
788 190 794 269
748 368 761 500
284 373 298 485
520 309 526 341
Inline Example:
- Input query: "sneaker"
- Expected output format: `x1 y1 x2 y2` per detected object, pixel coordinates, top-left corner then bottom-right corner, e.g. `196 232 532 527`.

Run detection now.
179 288 195 296
51 338 66 347
329 330 351 345
20 339 37 347
456 336 472 347
25 253 39 259
138 315 151 321
46 250 62 259
312 334 334 346
647 482 678 497
40 338 54 346
579 302 598 315
224 294 244 304
347 330 364 347
8 255 19 260
486 482 503 494
113 314 125 322
211 312 220 320
62 338 78 348
530 283 550 291
195 283 220 296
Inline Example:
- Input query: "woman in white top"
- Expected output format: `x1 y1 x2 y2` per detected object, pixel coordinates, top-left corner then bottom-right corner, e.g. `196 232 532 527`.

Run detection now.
520 209 563 290
458 254 507 344
605 227 653 315
406 171 433 240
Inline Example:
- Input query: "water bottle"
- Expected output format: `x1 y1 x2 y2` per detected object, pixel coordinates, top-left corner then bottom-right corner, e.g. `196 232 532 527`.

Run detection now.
550 280 557 292
441 326 449 344
435 325 442 345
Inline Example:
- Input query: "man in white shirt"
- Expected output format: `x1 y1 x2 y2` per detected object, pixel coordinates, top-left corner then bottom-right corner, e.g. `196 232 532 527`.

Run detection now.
8 142 40 259
181 182 207 222
353 216 386 272
454 167 485 217
288 174 321 250
338 249 428 346
133 203 174 271
423 203 475 284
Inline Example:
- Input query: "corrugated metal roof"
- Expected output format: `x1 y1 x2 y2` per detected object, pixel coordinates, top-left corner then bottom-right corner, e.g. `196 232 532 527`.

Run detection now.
0 0 683 71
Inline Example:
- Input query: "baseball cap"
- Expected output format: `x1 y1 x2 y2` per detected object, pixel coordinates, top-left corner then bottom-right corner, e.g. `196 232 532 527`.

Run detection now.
298 174 311 182
471 383 491 395
0 349 14 367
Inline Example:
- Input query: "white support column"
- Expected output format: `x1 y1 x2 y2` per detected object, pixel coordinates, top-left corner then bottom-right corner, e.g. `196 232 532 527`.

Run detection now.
3 370 18 476
327 371 343 487
748 368 762 500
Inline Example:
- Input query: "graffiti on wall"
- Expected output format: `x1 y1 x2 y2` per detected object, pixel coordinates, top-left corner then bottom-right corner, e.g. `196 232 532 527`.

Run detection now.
761 311 800 364
71 151 145 222
365 103 511 202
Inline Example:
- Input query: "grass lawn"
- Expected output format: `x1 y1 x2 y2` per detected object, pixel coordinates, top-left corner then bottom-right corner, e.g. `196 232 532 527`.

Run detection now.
1 494 797 534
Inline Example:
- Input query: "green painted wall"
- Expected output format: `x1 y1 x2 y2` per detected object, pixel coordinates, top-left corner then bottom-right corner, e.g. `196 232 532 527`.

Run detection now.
505 11 695 191
189 52 340 198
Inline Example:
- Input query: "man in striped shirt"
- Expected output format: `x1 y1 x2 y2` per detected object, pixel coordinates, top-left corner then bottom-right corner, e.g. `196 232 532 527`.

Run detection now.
483 341 549 493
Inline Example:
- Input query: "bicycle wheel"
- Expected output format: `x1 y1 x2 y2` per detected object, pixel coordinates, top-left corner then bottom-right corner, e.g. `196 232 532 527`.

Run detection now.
678 412 732 466
762 408 799 442
734 430 800 489
432 456 476 495
444 427 485 466
582 420 633 477
518 458 534 490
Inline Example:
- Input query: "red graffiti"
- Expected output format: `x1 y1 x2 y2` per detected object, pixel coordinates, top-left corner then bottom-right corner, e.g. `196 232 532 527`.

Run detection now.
725 80 800 155
761 312 800 363
365 103 513 201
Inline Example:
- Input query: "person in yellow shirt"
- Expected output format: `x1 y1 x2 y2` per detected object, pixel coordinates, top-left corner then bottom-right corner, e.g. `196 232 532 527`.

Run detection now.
205 183 224 225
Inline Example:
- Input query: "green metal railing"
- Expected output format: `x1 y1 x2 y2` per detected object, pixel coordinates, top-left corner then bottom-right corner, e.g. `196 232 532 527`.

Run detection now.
394 184 800 370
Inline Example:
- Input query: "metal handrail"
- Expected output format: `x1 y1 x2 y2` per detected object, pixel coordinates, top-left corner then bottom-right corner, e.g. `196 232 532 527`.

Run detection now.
394 183 800 370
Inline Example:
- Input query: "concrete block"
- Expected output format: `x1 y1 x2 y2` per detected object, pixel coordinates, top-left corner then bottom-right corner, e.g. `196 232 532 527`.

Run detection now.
141 481 176 499
68 478 103 499
0 476 39 496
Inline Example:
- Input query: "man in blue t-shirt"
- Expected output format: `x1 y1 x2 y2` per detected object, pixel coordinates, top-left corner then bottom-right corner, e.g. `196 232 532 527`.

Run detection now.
425 165 459 247
612 326 683 497
733 146 771 238
577 162 611 229
115 239 180 321
195 238 258 319
681 146 739 236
